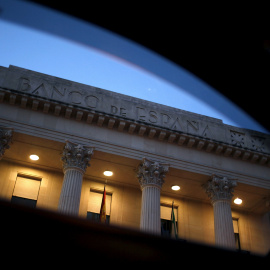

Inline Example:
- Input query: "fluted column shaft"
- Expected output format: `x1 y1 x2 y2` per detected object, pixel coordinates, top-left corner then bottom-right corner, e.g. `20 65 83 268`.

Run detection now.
58 168 84 215
140 186 161 234
213 199 235 248
58 140 94 215
204 174 237 249
137 158 169 234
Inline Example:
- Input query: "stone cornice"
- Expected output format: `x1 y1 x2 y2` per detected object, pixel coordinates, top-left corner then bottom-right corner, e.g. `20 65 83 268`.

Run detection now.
1 65 270 167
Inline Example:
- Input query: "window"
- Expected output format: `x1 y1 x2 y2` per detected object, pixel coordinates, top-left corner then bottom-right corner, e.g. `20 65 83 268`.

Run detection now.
87 188 112 224
233 218 241 250
11 174 41 208
160 204 178 237
86 212 110 224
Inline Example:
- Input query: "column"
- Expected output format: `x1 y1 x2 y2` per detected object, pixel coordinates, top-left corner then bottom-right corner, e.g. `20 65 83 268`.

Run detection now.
137 157 169 234
204 174 237 249
58 140 94 215
0 127 13 160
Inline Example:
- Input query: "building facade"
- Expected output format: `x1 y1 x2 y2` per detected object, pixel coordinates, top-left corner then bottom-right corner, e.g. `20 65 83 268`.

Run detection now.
0 65 269 255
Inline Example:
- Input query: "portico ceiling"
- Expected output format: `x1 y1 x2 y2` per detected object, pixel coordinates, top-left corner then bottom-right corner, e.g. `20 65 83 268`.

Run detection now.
3 132 270 215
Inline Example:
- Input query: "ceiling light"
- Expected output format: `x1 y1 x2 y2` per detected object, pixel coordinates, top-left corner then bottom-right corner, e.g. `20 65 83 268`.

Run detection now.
171 185 180 191
234 198 242 205
30 154 39 161
103 171 113 177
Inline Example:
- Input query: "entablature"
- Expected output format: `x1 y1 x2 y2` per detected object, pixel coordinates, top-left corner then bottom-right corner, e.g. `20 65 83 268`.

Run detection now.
0 65 270 167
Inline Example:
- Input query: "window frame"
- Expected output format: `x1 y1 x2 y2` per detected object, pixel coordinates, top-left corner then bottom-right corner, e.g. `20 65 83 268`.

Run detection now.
11 173 42 208
87 187 113 223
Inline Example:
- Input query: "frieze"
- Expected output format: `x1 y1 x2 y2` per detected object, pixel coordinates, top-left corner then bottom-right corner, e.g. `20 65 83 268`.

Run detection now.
230 130 245 148
3 66 223 139
251 136 265 152
1 65 270 161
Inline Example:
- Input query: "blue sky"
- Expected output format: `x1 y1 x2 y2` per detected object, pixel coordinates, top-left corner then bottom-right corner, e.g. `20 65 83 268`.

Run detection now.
0 18 267 133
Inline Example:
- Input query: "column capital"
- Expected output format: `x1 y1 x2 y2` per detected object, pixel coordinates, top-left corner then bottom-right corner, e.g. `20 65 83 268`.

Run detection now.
61 140 94 173
0 127 13 160
137 157 169 189
203 174 237 203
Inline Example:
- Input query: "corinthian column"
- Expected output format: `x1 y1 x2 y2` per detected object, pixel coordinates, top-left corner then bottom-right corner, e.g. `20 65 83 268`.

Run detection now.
137 158 169 234
203 174 237 249
58 140 94 215
0 127 13 160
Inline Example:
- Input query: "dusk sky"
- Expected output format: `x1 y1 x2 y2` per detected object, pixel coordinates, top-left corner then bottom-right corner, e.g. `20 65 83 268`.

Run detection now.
0 8 267 133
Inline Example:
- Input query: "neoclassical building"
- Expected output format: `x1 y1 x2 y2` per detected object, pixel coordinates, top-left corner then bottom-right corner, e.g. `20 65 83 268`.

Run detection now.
0 65 269 254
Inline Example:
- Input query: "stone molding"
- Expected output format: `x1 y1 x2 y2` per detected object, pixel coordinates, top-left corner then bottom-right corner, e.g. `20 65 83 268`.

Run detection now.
137 157 169 189
1 65 270 167
203 174 237 203
61 140 94 173
2 116 268 190
0 127 13 159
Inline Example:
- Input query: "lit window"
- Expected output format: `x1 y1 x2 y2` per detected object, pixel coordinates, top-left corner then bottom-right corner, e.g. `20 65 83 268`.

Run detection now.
160 204 178 237
11 175 41 208
233 218 241 250
87 189 112 224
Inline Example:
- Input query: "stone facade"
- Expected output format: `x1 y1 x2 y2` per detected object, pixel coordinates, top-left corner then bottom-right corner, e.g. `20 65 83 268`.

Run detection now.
0 65 269 254
1 65 270 167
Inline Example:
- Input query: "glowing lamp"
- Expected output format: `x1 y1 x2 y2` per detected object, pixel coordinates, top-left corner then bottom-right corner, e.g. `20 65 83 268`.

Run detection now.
30 154 39 161
103 171 113 177
171 185 180 191
234 198 242 205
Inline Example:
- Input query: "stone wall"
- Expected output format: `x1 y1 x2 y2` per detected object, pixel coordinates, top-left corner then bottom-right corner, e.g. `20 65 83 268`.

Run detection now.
0 159 269 255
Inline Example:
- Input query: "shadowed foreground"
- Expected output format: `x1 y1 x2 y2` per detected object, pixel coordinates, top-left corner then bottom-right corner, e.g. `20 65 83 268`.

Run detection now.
1 199 268 267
